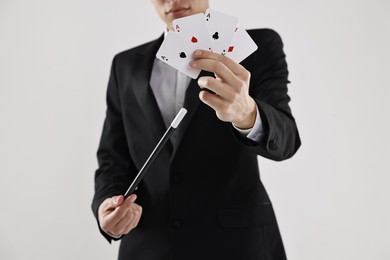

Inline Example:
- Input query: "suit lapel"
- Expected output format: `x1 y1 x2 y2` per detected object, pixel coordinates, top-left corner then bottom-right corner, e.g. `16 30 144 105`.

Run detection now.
131 34 174 153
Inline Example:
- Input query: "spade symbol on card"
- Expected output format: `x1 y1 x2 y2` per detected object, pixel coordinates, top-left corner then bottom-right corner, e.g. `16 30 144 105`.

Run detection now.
212 32 219 40
191 36 198 43
206 13 211 21
175 25 180 32
161 56 168 61
179 52 187 58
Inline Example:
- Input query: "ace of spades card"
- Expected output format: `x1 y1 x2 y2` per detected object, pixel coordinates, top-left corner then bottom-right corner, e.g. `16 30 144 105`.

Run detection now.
157 13 213 79
156 31 201 79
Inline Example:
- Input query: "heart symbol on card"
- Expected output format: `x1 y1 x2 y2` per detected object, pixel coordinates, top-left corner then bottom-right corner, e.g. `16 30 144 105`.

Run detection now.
191 36 198 43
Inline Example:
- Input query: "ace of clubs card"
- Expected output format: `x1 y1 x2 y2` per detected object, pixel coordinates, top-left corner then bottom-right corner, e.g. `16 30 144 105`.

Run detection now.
204 8 238 55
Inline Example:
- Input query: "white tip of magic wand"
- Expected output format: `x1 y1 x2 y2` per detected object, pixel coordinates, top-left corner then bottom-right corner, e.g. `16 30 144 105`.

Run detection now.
171 108 187 128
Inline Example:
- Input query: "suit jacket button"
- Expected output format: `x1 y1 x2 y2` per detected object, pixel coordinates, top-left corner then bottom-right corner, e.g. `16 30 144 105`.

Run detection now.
268 139 278 151
173 219 182 229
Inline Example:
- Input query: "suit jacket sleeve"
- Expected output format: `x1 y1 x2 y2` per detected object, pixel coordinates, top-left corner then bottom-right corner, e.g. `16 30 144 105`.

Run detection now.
91 56 138 242
234 29 301 161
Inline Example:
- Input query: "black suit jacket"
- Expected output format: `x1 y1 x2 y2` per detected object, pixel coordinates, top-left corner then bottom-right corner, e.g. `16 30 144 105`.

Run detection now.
92 28 301 260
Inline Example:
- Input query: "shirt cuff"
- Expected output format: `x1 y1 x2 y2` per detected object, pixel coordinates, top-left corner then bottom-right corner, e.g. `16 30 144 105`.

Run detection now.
232 106 264 143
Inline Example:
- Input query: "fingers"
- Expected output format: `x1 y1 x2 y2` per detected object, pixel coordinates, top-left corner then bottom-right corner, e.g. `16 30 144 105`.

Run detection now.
189 49 255 128
117 203 142 235
190 56 239 86
109 202 142 236
111 195 124 207
198 77 229 108
189 50 251 97
197 76 231 98
98 194 142 237
190 50 250 80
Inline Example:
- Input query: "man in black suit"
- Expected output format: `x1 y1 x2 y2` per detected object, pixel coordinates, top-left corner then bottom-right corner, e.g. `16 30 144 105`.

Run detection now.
92 0 301 259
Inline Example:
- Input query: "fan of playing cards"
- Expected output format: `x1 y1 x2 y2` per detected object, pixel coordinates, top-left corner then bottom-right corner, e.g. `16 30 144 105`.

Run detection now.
156 8 258 79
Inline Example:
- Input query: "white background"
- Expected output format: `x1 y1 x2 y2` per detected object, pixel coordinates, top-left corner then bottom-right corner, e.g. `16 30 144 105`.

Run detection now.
1 0 389 259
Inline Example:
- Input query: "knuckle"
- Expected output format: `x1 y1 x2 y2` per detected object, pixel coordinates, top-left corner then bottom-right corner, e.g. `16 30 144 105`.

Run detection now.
210 61 219 72
221 101 230 112
126 223 134 232
134 210 141 218
111 228 121 236
233 78 247 93
123 228 131 236
239 82 247 92
219 54 227 64
131 221 138 229
232 92 240 103
133 209 140 217
227 102 235 113
131 204 141 212
100 221 109 231
243 70 251 80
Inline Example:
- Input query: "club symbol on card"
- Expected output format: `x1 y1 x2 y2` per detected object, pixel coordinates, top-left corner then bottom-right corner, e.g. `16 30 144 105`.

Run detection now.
212 32 219 40
191 36 198 43
206 13 211 21
179 52 187 58
161 56 168 61
228 46 234 52
175 25 180 32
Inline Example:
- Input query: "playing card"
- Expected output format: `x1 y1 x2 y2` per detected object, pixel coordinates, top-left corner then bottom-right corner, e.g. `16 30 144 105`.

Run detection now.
156 31 201 79
173 13 213 52
226 24 258 63
204 8 238 55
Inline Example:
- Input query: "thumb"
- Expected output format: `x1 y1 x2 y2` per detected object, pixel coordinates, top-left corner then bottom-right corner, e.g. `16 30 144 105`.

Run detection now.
112 195 124 207
126 194 137 203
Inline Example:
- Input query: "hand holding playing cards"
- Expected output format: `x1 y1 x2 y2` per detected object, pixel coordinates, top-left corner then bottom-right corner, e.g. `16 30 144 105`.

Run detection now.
155 9 259 127
190 50 257 129
98 194 142 238
156 9 258 79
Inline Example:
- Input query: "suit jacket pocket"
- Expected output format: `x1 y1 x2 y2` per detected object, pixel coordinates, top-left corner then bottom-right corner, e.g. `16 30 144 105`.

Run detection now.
218 203 276 228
